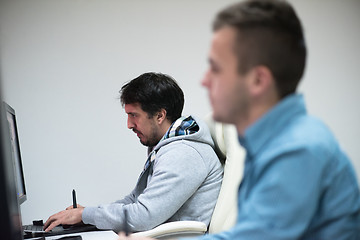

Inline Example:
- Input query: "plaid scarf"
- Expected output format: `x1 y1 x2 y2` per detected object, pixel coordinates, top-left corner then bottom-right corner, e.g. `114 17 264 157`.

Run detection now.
162 115 199 140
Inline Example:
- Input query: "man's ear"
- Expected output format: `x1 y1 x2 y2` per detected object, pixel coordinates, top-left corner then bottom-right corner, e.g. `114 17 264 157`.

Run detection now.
248 66 275 97
156 108 167 124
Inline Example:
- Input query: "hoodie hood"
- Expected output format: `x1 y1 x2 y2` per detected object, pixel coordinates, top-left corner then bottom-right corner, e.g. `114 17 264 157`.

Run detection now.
149 115 215 154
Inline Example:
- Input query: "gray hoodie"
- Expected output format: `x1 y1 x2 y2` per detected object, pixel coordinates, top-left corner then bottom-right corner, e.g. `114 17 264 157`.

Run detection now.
82 115 223 232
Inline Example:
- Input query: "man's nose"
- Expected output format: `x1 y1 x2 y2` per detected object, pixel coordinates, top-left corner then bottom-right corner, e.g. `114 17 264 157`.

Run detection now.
127 118 134 129
201 70 211 88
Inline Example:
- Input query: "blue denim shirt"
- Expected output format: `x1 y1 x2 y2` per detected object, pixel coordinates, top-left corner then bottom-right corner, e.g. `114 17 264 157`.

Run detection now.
191 94 360 240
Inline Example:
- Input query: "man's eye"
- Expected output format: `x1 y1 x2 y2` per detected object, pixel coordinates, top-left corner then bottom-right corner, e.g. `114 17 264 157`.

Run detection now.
210 65 220 73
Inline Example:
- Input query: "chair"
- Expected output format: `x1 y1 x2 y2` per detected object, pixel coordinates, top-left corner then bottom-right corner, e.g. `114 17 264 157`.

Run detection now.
132 116 245 239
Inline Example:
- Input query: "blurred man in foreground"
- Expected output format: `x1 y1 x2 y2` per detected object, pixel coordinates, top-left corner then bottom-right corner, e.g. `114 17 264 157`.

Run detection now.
119 0 360 239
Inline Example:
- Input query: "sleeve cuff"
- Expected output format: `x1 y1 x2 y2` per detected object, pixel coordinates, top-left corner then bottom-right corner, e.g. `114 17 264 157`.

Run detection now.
82 206 97 225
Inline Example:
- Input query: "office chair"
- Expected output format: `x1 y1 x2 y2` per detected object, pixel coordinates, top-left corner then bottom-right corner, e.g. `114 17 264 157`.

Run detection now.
132 116 245 239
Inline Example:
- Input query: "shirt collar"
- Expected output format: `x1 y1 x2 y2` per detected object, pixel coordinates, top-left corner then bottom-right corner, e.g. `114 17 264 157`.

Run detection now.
241 93 307 159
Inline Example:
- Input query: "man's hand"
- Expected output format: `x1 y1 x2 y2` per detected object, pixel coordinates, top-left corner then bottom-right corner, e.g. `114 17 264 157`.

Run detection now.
66 204 83 210
44 206 84 232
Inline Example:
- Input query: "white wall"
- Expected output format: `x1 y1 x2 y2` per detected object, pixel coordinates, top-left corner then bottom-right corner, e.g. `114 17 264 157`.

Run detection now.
0 0 359 225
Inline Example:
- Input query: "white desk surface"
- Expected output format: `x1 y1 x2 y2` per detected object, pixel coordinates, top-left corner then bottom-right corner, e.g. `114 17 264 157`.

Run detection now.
29 230 118 240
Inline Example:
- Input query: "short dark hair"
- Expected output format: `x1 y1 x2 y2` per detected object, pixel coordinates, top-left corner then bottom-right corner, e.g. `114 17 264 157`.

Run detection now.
213 0 307 98
120 72 184 123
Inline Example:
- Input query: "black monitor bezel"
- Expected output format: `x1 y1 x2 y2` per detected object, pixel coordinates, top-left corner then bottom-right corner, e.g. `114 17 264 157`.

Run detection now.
0 98 24 240
4 102 27 205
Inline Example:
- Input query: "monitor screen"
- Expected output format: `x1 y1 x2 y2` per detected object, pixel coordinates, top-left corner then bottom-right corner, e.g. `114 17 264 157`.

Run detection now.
4 102 27 205
0 97 24 239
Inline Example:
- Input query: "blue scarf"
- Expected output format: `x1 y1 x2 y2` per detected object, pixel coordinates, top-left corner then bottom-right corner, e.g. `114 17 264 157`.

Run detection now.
162 115 199 140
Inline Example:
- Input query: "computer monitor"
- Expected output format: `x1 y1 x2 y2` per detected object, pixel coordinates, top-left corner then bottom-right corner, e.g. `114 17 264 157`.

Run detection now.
0 90 24 239
4 102 27 205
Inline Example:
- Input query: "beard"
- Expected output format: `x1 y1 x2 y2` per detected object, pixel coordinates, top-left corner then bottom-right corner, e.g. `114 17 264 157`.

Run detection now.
136 123 161 147
140 134 159 147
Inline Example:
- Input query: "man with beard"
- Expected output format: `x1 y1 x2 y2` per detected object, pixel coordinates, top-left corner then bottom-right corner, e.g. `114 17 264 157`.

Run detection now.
44 72 223 233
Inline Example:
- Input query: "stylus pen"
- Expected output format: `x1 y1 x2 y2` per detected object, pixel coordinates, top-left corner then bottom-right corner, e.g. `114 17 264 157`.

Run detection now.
72 189 77 209
124 208 130 236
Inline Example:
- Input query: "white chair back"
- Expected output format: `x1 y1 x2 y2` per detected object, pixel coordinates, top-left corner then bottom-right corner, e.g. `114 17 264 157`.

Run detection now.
205 116 245 233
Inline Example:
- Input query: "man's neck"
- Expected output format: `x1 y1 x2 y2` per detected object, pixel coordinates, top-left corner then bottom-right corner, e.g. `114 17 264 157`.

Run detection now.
236 97 279 137
159 120 172 138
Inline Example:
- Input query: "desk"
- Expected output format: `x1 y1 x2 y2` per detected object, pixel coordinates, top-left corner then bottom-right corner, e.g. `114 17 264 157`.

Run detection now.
30 230 118 240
